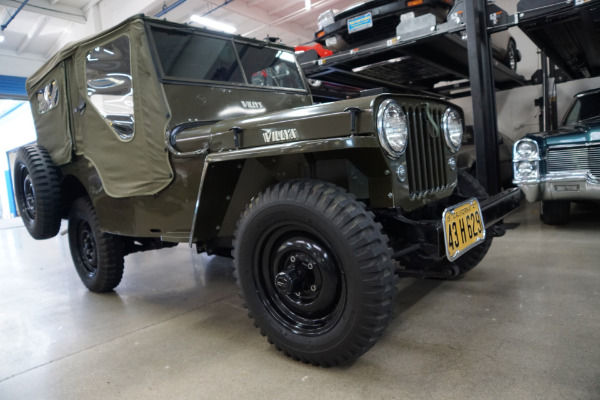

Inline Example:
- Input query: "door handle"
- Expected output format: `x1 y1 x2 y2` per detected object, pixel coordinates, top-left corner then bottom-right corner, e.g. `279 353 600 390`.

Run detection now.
74 100 86 115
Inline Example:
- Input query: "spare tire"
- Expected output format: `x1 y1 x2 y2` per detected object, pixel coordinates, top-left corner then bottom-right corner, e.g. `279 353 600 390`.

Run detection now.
13 145 62 239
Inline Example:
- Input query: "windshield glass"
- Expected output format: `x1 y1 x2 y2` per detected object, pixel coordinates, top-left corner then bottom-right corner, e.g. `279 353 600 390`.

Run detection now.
149 25 305 91
235 43 305 90
563 91 600 125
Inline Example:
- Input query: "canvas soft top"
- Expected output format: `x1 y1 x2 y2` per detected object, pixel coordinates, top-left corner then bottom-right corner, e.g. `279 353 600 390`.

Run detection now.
26 14 297 94
27 14 144 94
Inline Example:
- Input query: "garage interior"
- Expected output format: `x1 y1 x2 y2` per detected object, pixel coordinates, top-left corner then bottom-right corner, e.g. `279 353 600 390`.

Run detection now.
1 0 599 399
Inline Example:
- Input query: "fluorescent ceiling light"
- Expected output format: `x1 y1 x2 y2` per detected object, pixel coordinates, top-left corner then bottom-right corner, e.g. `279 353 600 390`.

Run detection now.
0 31 5 43
305 0 311 11
190 15 236 34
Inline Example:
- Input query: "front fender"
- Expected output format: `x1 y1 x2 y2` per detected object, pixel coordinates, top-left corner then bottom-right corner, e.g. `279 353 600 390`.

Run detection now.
188 136 386 247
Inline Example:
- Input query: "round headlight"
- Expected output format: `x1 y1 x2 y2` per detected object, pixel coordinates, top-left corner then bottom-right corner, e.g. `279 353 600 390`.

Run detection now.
442 108 463 152
377 99 408 158
515 139 538 159
516 161 534 176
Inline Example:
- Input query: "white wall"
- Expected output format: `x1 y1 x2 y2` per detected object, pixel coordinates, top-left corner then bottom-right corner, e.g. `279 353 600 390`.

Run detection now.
450 0 600 141
0 101 36 218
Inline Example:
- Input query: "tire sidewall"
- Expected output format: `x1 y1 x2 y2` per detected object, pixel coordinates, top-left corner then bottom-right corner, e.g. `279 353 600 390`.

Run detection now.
13 145 62 239
13 158 34 230
506 40 517 71
68 199 100 287
237 201 365 354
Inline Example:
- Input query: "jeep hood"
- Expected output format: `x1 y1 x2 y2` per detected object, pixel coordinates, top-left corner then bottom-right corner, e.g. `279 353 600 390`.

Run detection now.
175 96 378 153
174 93 457 154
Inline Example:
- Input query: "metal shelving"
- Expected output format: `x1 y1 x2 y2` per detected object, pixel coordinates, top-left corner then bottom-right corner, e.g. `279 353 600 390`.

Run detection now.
298 0 600 194
299 0 527 100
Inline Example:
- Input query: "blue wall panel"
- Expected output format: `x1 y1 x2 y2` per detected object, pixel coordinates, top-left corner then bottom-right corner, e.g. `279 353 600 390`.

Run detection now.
0 75 27 100
5 170 16 217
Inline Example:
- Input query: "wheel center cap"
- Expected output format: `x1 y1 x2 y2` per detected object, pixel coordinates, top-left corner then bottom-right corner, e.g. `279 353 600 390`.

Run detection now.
275 268 304 295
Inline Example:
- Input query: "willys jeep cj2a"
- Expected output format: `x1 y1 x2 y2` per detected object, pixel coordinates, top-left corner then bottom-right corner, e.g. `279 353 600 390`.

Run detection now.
15 15 521 366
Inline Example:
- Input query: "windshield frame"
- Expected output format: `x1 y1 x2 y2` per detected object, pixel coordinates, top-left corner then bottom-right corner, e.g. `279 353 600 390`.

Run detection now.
561 90 600 126
145 21 309 94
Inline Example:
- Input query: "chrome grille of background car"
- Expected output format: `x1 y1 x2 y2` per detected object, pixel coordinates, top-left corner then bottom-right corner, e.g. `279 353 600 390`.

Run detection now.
405 105 450 199
547 145 600 178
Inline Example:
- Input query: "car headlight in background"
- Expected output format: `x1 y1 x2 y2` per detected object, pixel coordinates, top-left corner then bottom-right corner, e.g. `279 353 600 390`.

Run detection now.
514 160 539 180
514 138 539 160
377 99 409 158
513 139 540 181
442 108 463 152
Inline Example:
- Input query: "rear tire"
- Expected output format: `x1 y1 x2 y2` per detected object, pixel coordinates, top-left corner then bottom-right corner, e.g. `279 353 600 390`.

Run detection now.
540 200 570 225
13 145 62 239
233 180 396 366
68 197 124 292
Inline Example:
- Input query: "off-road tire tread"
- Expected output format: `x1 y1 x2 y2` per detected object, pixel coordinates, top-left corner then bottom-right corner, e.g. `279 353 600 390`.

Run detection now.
14 145 62 239
233 180 396 367
68 197 124 292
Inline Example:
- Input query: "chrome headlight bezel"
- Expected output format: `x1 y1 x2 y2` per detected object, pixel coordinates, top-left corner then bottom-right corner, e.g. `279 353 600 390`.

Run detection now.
512 138 541 182
513 138 539 161
377 99 409 159
442 108 463 153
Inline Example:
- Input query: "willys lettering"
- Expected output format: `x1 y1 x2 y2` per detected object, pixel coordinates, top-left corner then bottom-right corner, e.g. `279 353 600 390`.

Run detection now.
241 101 264 109
262 128 298 143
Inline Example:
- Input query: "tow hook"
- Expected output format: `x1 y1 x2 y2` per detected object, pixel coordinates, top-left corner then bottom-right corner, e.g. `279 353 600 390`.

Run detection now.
490 224 506 238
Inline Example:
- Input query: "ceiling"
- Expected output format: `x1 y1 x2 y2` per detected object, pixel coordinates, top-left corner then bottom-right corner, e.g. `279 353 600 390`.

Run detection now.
0 0 350 78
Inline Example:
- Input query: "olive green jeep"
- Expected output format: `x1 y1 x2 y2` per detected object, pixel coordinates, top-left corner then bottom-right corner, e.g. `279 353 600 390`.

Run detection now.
15 15 521 366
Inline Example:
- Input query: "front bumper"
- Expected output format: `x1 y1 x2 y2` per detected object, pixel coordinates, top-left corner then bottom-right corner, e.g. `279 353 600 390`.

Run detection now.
514 171 600 203
389 186 523 261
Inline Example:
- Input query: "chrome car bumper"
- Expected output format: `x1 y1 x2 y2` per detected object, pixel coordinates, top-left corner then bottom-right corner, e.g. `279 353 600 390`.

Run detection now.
514 170 600 203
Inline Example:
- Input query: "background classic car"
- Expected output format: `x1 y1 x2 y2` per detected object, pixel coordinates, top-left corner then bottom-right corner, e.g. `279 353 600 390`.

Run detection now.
513 88 600 224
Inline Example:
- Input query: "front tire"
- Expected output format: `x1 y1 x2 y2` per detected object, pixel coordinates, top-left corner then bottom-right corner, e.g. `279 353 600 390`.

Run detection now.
540 200 570 225
13 145 62 239
233 180 396 366
68 197 124 292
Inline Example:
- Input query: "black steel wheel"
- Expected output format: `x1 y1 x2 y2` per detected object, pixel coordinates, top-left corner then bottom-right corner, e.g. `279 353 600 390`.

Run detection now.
540 200 570 225
68 197 124 292
233 180 396 366
13 145 62 239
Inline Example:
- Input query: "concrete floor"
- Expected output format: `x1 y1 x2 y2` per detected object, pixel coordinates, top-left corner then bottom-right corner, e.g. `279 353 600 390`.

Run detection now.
0 202 598 400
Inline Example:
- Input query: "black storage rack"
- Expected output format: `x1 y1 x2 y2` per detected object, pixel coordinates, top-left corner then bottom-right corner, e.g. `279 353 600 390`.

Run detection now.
298 0 600 194
298 0 525 193
299 0 528 99
517 0 600 80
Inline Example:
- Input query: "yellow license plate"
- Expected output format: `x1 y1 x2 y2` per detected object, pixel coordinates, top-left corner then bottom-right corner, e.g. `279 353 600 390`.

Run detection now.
443 198 486 261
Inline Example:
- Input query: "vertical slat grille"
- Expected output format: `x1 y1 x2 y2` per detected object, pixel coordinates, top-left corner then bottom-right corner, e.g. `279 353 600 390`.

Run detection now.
547 145 600 178
405 104 449 198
